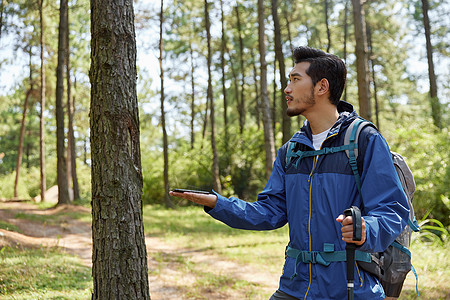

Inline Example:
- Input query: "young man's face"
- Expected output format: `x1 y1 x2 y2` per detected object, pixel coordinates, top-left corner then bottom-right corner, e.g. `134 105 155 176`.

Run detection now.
284 62 315 117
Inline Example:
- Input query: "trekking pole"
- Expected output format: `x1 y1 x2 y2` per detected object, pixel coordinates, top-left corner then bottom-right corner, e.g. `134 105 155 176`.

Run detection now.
343 206 362 300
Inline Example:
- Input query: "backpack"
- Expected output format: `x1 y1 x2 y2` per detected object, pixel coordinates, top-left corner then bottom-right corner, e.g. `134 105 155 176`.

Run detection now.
285 117 420 298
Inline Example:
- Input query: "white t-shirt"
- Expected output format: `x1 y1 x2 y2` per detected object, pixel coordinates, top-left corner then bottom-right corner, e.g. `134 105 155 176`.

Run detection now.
312 128 331 150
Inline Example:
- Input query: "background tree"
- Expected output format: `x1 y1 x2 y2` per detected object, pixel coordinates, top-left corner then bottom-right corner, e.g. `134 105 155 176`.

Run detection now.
38 0 46 202
90 0 150 298
351 0 371 121
159 0 173 208
55 0 70 204
420 0 442 129
258 0 276 179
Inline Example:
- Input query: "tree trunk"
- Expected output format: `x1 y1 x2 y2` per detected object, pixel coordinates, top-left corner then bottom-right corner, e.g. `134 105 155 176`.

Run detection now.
159 0 173 208
220 0 228 150
343 0 349 102
14 69 32 198
205 0 221 193
235 4 245 135
282 0 294 55
351 0 371 121
258 0 276 180
189 35 195 150
65 3 79 201
56 0 70 205
250 47 261 130
39 0 46 202
324 0 331 53
90 0 150 298
366 23 380 130
0 0 4 41
271 0 290 144
421 0 441 129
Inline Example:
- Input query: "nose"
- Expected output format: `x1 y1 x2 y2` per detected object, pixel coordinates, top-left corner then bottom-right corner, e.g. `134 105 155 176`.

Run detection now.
284 84 291 94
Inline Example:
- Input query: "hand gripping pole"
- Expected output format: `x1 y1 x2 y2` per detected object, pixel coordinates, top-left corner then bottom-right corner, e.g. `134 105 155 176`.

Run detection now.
343 206 362 300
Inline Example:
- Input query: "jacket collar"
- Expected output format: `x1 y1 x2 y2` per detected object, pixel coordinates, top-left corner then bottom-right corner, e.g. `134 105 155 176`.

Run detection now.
290 101 359 146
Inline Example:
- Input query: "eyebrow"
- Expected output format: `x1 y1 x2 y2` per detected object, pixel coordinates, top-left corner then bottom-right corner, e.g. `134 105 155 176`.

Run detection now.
289 72 302 78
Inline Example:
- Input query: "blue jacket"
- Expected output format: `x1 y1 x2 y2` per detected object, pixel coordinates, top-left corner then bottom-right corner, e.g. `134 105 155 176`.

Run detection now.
207 101 410 299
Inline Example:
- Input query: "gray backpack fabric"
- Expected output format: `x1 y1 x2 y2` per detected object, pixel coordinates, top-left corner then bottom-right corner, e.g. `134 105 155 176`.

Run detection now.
343 118 420 298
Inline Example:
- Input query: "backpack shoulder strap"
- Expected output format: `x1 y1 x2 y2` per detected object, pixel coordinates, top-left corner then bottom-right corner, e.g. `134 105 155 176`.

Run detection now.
343 118 377 202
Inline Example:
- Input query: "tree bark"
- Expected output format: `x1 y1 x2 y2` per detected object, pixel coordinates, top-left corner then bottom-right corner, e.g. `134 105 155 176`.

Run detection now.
65 3 79 201
56 0 70 205
189 35 195 149
159 0 173 208
14 65 32 198
324 0 331 53
220 0 229 152
366 23 380 130
205 0 221 193
258 0 276 180
90 0 150 298
271 0 290 144
351 0 371 121
343 0 349 102
421 0 441 129
235 4 246 135
0 0 4 41
39 0 46 202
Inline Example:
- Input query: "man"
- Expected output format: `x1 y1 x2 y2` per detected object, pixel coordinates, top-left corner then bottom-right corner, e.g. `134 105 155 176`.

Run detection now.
170 46 409 299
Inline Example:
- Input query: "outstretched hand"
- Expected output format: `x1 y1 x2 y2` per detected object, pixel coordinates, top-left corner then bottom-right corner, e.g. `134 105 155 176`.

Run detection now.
169 191 217 208
336 214 366 246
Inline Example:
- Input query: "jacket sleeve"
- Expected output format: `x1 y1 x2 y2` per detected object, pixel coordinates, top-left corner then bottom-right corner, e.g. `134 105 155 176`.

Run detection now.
357 130 410 253
205 147 288 230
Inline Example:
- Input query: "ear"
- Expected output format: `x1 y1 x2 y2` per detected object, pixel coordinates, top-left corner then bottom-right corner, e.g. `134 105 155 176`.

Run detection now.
316 78 329 96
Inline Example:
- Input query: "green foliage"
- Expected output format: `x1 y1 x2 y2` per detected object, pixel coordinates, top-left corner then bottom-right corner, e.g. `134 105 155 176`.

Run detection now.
389 115 450 226
0 246 92 299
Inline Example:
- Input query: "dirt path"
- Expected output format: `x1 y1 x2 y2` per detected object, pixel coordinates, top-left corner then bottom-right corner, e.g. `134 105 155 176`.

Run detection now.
0 201 278 299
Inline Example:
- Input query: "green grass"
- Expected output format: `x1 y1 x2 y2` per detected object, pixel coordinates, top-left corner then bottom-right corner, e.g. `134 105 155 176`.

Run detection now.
142 204 450 299
0 246 92 299
1 203 448 299
142 204 289 274
14 208 91 225
0 220 21 233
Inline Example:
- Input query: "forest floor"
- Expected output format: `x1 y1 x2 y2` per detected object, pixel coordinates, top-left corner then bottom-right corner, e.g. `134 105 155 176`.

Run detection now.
0 200 278 299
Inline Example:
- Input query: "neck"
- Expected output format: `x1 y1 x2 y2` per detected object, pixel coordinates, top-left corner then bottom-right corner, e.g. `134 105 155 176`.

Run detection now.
304 100 339 135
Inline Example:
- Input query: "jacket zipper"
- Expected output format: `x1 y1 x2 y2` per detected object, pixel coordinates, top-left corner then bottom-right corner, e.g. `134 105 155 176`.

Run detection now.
304 132 338 299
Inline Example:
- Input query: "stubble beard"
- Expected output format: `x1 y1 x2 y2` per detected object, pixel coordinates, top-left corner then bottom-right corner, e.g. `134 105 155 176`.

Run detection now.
286 89 316 117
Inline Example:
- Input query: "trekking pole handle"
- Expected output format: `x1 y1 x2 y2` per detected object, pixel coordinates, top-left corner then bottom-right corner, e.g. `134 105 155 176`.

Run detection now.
343 206 362 241
343 206 362 300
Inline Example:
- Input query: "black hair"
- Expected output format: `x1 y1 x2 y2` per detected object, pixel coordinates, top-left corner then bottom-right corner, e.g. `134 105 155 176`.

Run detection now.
292 46 346 105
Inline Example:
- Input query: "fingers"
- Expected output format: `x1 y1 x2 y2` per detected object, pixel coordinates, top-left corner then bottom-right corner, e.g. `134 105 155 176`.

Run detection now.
338 216 366 246
169 191 217 208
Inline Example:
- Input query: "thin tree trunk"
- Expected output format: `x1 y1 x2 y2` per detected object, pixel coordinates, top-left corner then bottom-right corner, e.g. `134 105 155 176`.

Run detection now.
90 0 150 298
351 0 371 121
14 62 32 198
220 0 229 160
0 0 4 41
258 0 276 180
235 4 245 135
250 47 261 130
56 0 70 205
39 0 46 202
343 0 348 102
159 0 173 208
205 0 221 193
366 23 380 130
65 3 79 201
324 0 331 52
271 0 290 143
421 0 441 129
189 35 195 149
282 0 294 55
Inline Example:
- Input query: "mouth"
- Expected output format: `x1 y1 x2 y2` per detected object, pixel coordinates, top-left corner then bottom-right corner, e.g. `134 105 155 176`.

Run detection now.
286 96 293 103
